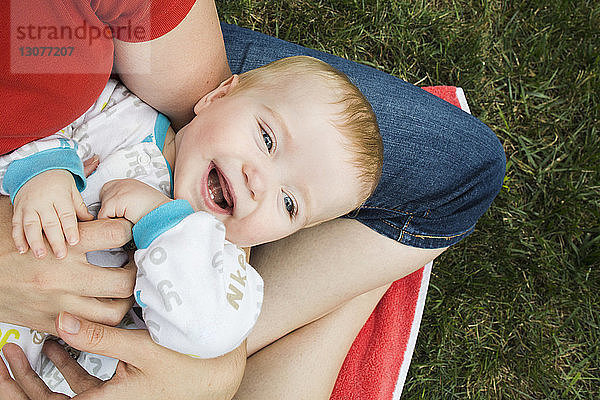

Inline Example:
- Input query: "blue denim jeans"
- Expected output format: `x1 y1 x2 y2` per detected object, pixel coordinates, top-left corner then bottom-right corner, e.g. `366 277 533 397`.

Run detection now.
221 23 505 249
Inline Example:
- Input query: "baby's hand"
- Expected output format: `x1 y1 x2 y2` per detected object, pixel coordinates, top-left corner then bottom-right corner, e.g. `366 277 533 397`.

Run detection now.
98 179 171 224
12 169 94 259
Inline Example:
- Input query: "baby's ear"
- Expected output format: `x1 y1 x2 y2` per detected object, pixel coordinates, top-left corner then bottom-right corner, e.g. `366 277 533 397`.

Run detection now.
193 75 240 114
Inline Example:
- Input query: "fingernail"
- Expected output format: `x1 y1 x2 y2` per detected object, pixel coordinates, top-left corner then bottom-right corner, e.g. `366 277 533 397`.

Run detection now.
17 247 26 254
35 249 46 258
56 250 66 259
59 312 80 334
68 236 79 245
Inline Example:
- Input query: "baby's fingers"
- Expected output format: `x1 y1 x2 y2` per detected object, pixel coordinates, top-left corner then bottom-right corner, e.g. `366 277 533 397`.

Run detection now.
97 198 118 220
22 210 47 259
54 200 81 247
72 189 93 222
38 206 68 259
11 210 28 254
97 187 120 220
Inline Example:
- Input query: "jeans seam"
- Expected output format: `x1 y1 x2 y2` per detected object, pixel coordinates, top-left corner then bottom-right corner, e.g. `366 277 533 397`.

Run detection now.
398 215 414 243
398 224 476 241
378 219 402 241
370 217 475 244
382 219 401 231
359 205 420 216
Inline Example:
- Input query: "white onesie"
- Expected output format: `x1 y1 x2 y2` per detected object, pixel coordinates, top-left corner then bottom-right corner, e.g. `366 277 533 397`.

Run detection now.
0 80 263 396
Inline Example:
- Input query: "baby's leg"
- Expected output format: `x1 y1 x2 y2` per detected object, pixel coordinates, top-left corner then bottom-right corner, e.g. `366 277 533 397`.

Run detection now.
234 284 389 399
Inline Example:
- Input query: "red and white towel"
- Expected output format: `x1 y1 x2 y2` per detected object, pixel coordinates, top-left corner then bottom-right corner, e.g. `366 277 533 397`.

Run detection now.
331 86 471 400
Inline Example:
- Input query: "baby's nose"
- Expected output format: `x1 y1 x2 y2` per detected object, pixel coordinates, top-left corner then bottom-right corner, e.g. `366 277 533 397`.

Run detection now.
242 163 266 200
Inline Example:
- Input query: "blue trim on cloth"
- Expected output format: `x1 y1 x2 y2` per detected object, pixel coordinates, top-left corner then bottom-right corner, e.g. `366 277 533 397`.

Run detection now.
154 113 174 197
135 290 148 308
154 113 170 152
132 199 194 249
166 162 174 197
3 148 86 202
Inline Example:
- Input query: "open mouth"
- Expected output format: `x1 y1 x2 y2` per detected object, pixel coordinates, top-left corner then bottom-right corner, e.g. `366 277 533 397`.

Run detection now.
207 163 234 214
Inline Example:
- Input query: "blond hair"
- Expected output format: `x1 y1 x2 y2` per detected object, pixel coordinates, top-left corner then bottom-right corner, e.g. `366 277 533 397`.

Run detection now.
233 56 383 206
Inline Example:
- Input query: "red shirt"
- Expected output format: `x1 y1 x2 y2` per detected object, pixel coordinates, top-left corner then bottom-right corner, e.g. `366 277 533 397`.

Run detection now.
1 0 195 154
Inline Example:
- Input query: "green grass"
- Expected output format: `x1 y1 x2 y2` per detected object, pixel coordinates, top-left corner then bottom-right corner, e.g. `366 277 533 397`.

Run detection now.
217 1 599 398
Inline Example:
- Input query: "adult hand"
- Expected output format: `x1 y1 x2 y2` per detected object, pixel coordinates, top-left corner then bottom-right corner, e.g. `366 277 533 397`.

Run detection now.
0 313 246 400
0 343 73 400
0 197 135 335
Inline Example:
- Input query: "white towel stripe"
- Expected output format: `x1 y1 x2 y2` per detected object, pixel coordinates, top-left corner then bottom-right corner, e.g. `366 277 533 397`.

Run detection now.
456 87 471 114
392 261 433 400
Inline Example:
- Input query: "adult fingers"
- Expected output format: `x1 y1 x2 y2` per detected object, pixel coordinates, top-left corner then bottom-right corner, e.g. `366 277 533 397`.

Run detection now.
42 341 102 394
65 296 134 326
76 218 133 253
23 209 47 258
56 312 152 366
0 345 29 400
60 259 135 299
93 297 136 323
1 344 67 400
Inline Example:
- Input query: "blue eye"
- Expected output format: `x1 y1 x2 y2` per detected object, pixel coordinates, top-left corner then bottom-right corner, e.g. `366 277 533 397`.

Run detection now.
283 192 296 218
261 127 273 152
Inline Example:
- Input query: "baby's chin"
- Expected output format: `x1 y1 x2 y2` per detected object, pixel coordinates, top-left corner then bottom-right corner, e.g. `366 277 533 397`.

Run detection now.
224 231 276 248
224 235 261 248
225 227 300 248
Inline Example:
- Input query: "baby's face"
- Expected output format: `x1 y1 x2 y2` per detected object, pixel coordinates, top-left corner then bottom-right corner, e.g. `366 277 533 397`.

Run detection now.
173 75 363 247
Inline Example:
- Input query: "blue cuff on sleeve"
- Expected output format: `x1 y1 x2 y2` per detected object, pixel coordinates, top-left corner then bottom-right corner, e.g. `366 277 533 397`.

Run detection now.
3 148 86 203
133 199 195 249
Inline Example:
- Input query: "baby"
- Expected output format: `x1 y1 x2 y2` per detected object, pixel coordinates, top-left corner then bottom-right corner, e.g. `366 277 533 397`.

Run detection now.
0 56 382 393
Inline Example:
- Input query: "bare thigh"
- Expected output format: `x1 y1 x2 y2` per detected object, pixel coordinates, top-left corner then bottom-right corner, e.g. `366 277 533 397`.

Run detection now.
234 285 389 400
246 219 444 354
241 219 443 398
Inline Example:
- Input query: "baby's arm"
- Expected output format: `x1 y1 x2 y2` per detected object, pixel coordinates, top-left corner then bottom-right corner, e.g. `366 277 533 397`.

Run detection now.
97 179 171 224
98 178 263 357
0 135 93 258
131 201 264 358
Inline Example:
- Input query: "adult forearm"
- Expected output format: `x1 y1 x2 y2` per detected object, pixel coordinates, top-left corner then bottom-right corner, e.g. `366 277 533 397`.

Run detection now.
0 196 20 323
113 0 231 129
